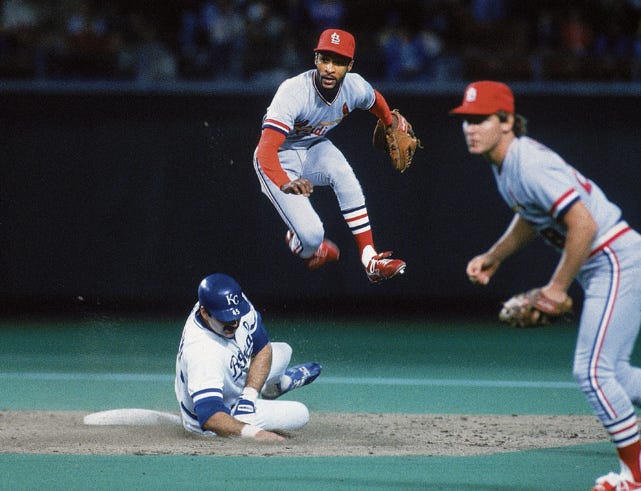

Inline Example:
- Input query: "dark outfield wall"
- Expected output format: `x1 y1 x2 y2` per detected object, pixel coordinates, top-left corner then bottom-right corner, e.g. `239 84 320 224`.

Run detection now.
2 88 640 314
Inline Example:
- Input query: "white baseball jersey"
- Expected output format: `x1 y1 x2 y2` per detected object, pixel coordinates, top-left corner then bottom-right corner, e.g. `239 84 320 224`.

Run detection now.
262 69 376 145
174 300 269 433
493 136 625 254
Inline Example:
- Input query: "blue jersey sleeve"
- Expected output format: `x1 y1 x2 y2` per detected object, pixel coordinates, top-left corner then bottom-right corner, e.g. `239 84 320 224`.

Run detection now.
251 311 269 355
193 392 230 429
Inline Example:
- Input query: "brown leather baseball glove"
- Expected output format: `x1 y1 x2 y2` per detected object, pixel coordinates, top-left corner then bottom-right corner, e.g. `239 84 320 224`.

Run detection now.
498 288 573 328
372 109 422 173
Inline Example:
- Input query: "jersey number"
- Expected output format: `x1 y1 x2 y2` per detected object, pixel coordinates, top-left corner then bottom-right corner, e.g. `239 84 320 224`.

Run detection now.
540 227 566 249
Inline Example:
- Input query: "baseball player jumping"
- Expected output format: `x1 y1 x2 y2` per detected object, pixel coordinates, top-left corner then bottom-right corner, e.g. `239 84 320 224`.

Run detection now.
253 28 407 283
175 273 321 440
451 81 641 491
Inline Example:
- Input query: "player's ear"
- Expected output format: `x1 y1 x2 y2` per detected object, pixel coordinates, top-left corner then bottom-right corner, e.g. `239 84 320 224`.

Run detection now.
497 111 514 133
347 60 354 71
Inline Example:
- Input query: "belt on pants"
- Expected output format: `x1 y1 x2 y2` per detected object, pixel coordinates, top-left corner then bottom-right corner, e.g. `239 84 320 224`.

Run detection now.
590 221 631 257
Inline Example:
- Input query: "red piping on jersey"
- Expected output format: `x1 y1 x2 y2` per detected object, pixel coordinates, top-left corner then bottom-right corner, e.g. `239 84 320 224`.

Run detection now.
263 118 290 134
548 188 577 217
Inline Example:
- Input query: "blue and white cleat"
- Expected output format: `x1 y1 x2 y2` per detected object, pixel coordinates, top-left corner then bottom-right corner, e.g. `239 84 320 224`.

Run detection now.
262 362 322 400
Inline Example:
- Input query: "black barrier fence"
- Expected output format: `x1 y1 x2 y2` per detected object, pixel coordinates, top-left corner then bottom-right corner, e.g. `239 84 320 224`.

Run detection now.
2 83 640 315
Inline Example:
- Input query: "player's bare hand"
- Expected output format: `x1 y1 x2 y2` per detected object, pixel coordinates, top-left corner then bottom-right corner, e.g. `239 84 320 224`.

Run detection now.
466 253 500 285
281 178 313 197
540 284 569 305
254 429 286 441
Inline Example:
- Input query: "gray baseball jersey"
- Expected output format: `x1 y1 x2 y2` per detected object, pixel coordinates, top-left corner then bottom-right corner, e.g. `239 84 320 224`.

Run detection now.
262 69 375 144
494 136 625 253
253 69 376 258
495 136 641 448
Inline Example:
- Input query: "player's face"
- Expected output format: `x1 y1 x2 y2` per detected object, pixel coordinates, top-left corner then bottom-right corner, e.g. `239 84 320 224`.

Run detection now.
315 52 353 89
461 114 512 163
202 309 240 338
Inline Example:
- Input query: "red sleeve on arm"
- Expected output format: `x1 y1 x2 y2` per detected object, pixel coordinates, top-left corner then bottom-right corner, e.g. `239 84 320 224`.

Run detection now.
255 128 289 188
368 89 393 126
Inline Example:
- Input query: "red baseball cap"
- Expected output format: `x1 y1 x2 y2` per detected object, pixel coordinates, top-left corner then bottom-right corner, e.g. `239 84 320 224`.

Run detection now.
450 81 515 115
314 29 355 59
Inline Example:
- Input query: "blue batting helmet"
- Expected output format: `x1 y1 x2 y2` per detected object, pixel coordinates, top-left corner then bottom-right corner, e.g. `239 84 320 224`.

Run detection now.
197 273 251 322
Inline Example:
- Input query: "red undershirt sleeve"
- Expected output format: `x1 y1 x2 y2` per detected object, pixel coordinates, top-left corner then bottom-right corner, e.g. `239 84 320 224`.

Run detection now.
368 89 393 126
255 128 289 188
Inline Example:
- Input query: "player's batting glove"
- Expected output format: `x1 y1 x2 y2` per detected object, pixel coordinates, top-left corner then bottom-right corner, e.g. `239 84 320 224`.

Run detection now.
231 387 259 425
231 398 256 416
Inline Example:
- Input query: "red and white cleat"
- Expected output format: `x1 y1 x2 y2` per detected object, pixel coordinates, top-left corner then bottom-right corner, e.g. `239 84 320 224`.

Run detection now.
593 472 641 491
305 239 340 270
285 230 339 270
365 251 406 283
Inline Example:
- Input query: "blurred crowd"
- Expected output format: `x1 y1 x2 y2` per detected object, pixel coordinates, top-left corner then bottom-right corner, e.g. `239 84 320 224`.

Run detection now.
2 0 641 84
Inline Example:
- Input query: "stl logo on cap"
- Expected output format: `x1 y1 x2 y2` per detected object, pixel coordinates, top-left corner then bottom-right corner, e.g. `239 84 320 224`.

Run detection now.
465 87 478 103
449 81 514 116
315 29 355 59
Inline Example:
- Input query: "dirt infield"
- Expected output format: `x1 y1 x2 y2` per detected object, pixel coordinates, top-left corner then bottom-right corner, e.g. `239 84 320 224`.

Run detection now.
0 411 607 456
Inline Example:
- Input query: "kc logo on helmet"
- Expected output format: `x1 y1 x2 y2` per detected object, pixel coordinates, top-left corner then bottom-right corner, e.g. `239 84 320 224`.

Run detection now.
225 293 240 306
